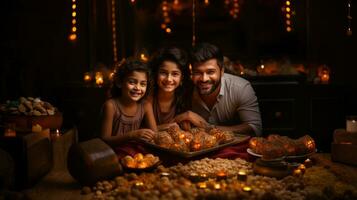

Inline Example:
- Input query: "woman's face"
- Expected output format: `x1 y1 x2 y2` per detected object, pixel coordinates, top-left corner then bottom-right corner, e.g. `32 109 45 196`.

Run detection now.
157 61 182 93
120 70 148 102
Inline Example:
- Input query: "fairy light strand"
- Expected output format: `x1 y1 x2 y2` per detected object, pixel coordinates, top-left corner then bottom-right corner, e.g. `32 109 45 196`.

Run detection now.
347 0 352 36
69 0 78 41
192 0 196 47
283 0 293 32
111 0 118 63
230 0 240 19
161 0 172 34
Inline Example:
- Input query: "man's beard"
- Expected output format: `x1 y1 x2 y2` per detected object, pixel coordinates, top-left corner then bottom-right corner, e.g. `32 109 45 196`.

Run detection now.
197 77 221 95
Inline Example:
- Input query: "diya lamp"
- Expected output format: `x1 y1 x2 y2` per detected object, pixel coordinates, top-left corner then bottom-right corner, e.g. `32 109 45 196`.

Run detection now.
237 170 248 182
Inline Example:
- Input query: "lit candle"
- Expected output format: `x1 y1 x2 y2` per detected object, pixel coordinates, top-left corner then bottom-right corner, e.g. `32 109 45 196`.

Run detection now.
197 182 207 189
298 164 306 173
95 72 104 87
134 181 145 190
189 172 200 183
320 71 329 84
242 186 252 193
293 169 302 177
216 170 227 181
346 116 357 133
237 170 247 182
304 159 313 168
214 183 221 190
4 123 16 137
160 172 171 178
83 72 92 84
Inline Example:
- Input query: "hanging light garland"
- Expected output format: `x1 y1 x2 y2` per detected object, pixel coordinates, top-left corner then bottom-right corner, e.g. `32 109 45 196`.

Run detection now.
192 0 196 47
282 0 293 32
69 0 78 41
224 0 240 20
161 0 172 34
347 0 352 36
111 0 118 63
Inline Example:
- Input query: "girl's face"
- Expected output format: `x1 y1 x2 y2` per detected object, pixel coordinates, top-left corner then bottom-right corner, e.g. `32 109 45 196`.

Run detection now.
157 61 182 93
120 71 148 102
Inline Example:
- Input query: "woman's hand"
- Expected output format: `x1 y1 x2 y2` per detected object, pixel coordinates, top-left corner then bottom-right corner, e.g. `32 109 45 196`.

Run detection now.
173 111 208 129
130 129 155 142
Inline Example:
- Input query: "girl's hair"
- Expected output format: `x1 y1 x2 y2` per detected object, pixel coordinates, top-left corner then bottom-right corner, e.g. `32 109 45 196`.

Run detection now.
149 46 192 114
110 58 151 98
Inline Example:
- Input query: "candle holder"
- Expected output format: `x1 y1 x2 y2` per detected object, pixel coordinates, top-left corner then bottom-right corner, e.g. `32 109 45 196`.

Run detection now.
346 116 357 133
216 170 227 181
4 123 16 137
237 170 247 182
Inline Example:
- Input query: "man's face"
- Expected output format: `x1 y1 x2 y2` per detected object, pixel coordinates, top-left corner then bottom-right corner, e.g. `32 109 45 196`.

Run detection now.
191 58 223 95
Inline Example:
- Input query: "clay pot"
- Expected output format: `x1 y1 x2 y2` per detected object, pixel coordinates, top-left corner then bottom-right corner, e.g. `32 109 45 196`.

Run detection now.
67 138 122 186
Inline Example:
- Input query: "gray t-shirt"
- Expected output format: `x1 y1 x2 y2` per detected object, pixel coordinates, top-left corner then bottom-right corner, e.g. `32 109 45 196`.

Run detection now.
192 73 262 136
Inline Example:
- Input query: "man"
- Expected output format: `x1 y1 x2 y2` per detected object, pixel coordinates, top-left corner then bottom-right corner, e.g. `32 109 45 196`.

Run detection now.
174 43 262 136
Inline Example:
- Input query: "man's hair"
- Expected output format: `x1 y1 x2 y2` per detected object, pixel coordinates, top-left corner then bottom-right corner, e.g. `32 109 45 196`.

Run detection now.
190 43 224 69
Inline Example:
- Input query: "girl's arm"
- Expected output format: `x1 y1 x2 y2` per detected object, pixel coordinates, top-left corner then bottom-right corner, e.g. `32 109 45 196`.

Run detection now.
143 99 158 132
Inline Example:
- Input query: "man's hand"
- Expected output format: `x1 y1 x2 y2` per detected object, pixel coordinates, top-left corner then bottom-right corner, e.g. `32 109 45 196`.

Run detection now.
173 111 208 129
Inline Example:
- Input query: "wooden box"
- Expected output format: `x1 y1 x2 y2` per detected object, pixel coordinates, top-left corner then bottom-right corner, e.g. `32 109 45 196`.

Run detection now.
331 143 357 166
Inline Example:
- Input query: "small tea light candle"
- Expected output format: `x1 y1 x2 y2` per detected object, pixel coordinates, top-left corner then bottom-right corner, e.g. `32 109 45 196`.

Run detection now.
293 169 302 177
298 164 306 173
189 172 200 183
199 173 209 182
214 183 221 190
83 72 92 83
216 170 227 181
160 172 171 178
4 124 16 137
242 186 252 193
346 116 357 133
237 170 247 182
134 181 145 190
95 72 104 87
304 159 313 168
197 182 207 189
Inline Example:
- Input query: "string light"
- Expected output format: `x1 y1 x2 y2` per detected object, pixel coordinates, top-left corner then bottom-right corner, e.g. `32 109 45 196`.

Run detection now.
224 0 240 20
69 0 78 41
161 0 172 34
347 0 352 36
282 0 293 32
192 0 196 46
111 0 118 63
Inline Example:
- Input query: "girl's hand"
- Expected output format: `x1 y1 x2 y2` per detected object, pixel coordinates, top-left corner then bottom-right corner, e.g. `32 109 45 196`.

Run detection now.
130 129 155 142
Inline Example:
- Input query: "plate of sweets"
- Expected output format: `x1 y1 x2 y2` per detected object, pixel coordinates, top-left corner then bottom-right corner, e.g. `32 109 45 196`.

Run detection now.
120 153 161 172
143 125 250 158
248 134 317 162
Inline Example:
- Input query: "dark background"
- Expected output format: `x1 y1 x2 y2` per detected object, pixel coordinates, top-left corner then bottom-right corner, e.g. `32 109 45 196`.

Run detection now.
0 0 356 151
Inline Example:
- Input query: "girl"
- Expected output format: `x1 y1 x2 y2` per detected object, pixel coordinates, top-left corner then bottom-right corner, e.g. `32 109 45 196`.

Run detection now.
100 59 156 157
146 46 192 130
